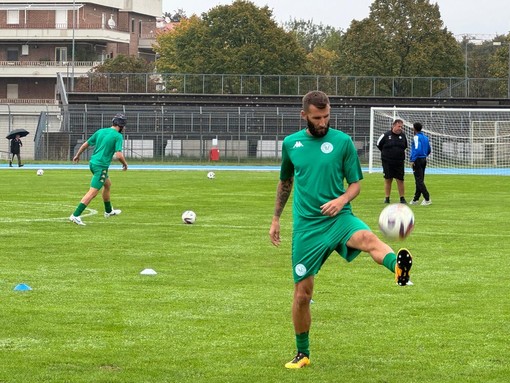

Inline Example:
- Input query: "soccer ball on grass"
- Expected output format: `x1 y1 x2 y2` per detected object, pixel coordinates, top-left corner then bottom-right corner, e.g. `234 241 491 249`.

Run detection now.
181 210 196 224
36 169 44 176
207 171 215 179
378 203 414 240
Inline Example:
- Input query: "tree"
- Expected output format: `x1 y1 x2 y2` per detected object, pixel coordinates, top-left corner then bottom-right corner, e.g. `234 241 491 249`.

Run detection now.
92 54 154 73
154 0 306 76
284 18 343 75
336 0 464 95
488 36 510 78
163 9 186 22
305 47 339 75
284 19 342 54
487 35 510 97
74 54 155 93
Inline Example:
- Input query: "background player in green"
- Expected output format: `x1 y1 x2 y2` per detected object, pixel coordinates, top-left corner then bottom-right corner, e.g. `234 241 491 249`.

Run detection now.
69 113 128 226
268 91 413 369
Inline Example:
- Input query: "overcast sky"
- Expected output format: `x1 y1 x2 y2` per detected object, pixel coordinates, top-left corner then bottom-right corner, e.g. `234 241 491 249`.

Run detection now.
161 0 508 38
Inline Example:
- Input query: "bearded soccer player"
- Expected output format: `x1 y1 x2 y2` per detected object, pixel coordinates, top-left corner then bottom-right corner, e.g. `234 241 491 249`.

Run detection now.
69 113 128 226
268 91 413 369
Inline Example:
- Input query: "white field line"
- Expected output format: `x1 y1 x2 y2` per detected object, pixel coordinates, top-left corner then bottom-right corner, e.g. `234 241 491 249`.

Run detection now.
0 201 97 223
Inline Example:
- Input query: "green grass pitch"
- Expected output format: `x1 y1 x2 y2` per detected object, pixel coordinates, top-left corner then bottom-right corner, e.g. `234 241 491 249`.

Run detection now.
0 168 509 382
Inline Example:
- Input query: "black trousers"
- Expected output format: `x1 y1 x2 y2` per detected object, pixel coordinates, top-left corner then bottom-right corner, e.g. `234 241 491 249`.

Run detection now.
10 152 21 166
412 157 430 201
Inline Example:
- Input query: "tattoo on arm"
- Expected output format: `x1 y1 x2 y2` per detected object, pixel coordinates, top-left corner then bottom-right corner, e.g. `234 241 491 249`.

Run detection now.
274 178 293 217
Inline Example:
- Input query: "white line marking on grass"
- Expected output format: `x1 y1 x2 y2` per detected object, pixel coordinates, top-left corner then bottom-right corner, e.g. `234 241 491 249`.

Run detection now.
393 231 510 238
102 221 265 230
0 201 97 223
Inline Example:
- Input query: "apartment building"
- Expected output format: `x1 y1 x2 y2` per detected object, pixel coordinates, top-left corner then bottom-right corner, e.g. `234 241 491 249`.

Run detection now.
0 0 162 103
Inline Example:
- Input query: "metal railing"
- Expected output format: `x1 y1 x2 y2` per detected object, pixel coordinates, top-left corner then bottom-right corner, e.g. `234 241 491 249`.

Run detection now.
0 23 130 32
67 72 510 99
0 61 100 67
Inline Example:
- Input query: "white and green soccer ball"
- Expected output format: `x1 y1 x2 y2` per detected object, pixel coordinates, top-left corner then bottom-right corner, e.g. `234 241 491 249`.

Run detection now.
378 203 414 240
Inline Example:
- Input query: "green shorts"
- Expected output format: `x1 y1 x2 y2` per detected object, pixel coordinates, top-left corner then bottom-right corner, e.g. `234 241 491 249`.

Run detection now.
291 212 370 283
89 163 109 190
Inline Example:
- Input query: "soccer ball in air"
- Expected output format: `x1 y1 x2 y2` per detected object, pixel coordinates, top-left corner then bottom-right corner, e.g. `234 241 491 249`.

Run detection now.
207 171 215 179
378 203 415 240
36 169 44 176
181 210 196 224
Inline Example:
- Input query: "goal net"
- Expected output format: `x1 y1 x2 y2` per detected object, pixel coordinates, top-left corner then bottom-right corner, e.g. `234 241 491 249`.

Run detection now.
369 107 510 175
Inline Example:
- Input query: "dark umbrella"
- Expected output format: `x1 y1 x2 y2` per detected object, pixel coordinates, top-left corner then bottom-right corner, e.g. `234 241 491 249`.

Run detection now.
6 129 30 140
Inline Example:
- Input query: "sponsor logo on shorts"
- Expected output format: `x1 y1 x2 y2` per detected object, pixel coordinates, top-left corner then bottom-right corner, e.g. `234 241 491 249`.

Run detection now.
321 142 333 154
295 264 307 277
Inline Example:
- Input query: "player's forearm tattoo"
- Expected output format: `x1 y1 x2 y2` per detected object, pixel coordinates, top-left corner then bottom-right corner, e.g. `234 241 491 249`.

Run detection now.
274 178 293 217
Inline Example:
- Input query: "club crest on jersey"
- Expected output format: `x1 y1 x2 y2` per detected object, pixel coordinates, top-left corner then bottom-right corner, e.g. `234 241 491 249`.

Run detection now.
321 142 333 154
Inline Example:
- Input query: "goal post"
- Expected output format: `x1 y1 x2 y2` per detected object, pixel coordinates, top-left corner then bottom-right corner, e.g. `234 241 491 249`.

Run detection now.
369 107 510 175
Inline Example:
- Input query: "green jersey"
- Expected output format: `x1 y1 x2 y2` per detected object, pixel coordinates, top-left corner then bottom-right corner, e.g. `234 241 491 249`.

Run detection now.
87 127 124 167
280 128 363 232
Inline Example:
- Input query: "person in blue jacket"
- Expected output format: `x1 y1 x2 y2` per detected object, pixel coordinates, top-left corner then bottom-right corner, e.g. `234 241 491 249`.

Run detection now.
409 122 432 205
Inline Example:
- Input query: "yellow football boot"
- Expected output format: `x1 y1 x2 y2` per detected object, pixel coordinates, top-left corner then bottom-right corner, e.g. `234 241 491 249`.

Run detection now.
285 352 310 369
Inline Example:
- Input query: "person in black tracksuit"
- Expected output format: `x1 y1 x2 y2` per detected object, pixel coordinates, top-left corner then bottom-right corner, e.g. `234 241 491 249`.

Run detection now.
376 119 408 204
9 135 23 167
409 122 432 205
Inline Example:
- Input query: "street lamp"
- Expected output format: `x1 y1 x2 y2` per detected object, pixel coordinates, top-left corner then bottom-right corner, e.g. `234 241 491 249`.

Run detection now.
464 39 483 97
492 41 510 99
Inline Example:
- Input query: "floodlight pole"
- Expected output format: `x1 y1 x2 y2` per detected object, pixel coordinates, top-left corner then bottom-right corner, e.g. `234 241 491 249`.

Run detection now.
464 41 468 97
464 41 468 80
71 0 76 91
464 39 483 98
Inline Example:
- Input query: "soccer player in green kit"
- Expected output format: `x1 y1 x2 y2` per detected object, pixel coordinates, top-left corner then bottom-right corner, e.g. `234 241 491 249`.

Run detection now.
69 113 128 226
269 91 413 369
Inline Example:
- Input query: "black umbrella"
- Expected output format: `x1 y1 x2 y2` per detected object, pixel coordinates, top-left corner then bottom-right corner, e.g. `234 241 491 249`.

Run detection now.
6 129 30 140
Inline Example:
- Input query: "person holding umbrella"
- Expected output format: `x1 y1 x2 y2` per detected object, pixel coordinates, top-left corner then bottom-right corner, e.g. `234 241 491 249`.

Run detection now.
6 128 29 167
9 134 24 167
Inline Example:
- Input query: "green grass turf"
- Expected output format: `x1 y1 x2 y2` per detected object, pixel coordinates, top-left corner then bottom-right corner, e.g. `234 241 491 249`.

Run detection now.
0 169 509 382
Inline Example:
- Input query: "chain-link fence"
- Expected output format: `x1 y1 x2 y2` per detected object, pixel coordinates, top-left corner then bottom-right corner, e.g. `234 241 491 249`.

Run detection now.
0 104 62 162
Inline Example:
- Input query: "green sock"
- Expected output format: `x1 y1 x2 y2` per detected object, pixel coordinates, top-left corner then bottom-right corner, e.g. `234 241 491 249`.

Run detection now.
73 202 87 217
104 201 112 213
382 252 397 273
296 332 310 356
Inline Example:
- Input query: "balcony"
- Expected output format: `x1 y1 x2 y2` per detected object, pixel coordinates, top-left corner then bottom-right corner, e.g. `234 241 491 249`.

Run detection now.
0 24 130 44
0 61 101 78
139 32 157 50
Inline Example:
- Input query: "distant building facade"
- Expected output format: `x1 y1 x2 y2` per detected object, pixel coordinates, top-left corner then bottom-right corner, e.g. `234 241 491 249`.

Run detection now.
0 0 162 103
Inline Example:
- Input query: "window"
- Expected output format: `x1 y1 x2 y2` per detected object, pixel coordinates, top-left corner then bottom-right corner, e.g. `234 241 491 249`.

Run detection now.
7 48 19 61
7 10 20 24
7 84 19 99
139 20 142 37
131 18 135 33
55 47 68 63
55 9 68 29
